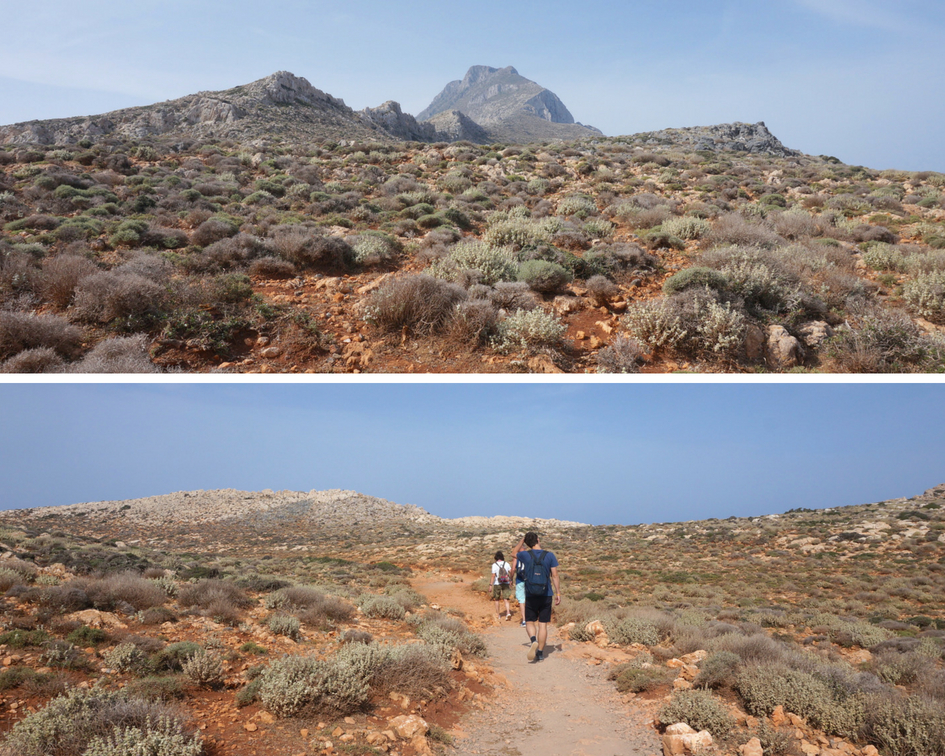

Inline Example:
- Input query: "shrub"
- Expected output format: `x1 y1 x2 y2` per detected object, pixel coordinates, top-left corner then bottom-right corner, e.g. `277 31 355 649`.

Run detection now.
268 225 352 269
610 663 674 693
596 336 644 373
415 615 487 658
659 689 735 737
448 299 498 344
694 651 741 689
621 299 687 350
72 270 165 324
359 594 406 620
862 693 945 756
268 614 301 639
248 255 296 278
257 652 369 718
516 259 571 293
707 213 781 248
904 270 945 323
0 311 83 360
496 308 566 351
662 267 728 296
182 651 225 688
426 239 518 285
103 642 147 673
40 254 99 308
605 617 661 647
39 640 85 670
557 194 597 218
365 274 466 336
0 687 202 756
824 307 938 373
70 334 158 373
586 274 618 306
862 243 908 272
662 216 711 240
178 579 251 611
736 663 866 737
191 218 239 247
350 233 397 266
149 641 203 674
66 625 107 647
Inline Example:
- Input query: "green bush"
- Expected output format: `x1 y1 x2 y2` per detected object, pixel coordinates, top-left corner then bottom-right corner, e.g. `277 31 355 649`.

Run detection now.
66 625 107 647
516 259 571 293
662 267 728 295
103 642 147 673
694 651 741 689
662 216 711 240
426 239 518 285
659 689 735 737
257 651 370 718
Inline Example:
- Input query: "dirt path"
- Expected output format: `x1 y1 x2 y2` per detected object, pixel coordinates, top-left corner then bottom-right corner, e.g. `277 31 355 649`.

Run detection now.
415 573 661 756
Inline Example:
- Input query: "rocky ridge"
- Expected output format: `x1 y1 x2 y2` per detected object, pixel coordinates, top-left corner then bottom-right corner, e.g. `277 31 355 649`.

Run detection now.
630 121 799 157
0 71 388 147
13 489 589 531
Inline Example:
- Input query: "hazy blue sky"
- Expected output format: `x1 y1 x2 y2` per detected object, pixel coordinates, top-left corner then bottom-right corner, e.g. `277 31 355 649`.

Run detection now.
1 382 941 526
1 1 943 171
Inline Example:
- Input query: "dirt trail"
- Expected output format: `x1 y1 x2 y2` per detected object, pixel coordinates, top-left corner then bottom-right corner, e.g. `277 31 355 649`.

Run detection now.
415 573 661 756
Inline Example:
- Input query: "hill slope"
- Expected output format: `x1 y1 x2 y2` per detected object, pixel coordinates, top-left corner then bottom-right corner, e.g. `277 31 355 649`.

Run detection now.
0 71 389 146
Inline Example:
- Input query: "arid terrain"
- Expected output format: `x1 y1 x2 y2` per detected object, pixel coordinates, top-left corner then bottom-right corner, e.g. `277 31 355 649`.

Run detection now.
2 72 944 373
0 483 941 755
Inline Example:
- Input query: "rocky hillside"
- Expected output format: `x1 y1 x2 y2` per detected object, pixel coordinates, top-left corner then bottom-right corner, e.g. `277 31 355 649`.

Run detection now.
0 72 391 147
627 121 800 157
417 65 603 143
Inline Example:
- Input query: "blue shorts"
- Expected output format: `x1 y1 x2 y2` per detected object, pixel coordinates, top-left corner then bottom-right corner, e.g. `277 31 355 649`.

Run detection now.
515 582 526 604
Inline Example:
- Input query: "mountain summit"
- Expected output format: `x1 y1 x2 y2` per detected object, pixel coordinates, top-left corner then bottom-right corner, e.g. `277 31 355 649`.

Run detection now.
417 65 602 142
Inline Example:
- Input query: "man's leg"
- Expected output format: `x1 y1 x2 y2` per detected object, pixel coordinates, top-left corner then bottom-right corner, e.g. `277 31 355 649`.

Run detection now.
536 621 548 652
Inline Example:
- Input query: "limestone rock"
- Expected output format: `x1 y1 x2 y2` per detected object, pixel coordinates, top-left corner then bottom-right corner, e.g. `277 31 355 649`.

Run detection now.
662 722 714 755
65 610 127 630
739 737 764 756
745 324 766 362
389 714 428 740
797 320 833 349
584 620 609 647
359 101 439 142
765 325 804 370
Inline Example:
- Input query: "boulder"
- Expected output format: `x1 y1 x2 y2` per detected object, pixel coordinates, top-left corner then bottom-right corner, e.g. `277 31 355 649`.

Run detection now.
389 714 428 740
744 324 766 362
765 325 804 369
739 737 764 756
797 320 833 349
662 722 713 755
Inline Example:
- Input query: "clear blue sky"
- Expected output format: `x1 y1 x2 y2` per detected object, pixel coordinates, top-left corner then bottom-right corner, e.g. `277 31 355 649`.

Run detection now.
1 1 943 171
1 382 942 526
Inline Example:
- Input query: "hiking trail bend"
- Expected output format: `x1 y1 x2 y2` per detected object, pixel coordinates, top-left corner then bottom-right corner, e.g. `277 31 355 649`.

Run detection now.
414 572 661 756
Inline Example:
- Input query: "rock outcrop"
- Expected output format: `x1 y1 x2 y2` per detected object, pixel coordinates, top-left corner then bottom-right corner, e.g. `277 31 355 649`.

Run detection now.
359 101 440 143
424 110 491 144
633 121 799 157
417 65 603 143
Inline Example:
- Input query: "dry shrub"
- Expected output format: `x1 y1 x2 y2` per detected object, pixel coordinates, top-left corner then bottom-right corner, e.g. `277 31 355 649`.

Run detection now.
0 311 83 360
72 270 165 323
40 254 98 308
586 274 618 305
178 579 252 611
268 225 351 268
69 334 158 374
248 256 296 278
706 213 781 248
448 299 498 345
0 346 66 373
77 572 168 611
191 218 239 247
365 274 465 336
659 689 735 737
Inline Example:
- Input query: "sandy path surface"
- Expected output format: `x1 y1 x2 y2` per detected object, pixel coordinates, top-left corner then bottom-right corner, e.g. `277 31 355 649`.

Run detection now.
415 575 661 756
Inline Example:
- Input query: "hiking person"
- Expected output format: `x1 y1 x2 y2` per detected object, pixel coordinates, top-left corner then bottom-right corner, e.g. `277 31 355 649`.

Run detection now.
490 550 513 619
510 532 560 663
511 535 528 628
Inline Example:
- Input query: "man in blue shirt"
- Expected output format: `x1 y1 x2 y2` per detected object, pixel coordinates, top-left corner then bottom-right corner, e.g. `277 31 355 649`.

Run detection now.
510 531 560 663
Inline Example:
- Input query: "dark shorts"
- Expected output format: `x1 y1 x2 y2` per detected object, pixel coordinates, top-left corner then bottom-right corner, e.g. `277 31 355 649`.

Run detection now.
524 594 553 623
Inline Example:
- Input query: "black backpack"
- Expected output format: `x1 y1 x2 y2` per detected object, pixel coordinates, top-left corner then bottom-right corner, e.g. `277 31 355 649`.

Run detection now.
523 550 550 597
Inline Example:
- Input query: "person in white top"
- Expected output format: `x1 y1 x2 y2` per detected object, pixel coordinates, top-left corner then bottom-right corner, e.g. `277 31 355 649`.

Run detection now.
490 550 513 619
